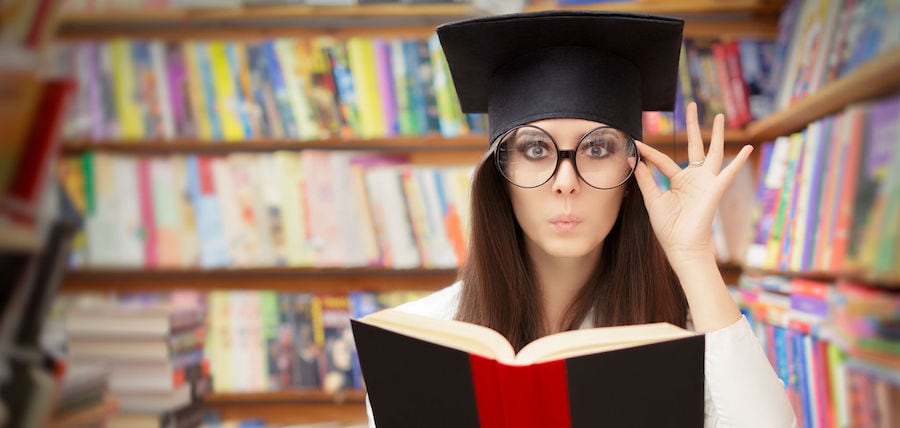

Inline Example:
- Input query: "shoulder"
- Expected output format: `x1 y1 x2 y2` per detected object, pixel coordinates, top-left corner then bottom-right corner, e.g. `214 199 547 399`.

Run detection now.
392 281 461 321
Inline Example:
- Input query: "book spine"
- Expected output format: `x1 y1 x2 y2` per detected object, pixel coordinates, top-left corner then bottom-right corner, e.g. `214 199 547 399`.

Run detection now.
137 158 158 267
5 80 73 209
373 38 399 137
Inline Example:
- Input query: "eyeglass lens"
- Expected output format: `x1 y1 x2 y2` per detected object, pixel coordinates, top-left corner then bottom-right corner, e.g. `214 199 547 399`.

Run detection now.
494 125 637 189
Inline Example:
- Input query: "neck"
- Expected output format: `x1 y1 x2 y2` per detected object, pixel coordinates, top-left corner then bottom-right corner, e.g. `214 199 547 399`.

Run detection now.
529 247 600 335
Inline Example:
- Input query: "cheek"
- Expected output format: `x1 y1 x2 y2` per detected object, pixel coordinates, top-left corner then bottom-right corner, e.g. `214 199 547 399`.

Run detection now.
508 187 539 226
589 189 626 230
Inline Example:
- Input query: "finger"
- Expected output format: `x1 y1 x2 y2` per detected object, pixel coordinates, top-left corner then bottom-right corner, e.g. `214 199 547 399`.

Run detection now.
717 145 754 188
636 141 681 178
705 113 726 172
633 160 662 201
686 102 705 164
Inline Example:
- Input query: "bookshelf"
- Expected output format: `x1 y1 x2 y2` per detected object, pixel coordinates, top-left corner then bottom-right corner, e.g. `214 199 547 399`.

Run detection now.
56 1 781 40
746 46 900 141
51 2 777 426
62 267 460 293
743 268 900 290
60 129 753 153
205 390 366 425
48 0 900 426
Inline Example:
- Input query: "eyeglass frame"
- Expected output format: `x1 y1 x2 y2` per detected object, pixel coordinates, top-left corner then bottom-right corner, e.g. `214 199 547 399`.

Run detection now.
490 124 641 190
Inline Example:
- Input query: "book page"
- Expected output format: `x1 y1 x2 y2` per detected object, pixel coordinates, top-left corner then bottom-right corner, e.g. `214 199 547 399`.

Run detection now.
359 309 516 362
514 322 695 365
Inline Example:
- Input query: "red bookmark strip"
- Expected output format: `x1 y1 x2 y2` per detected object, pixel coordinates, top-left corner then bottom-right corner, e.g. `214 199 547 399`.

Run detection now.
534 360 571 427
470 355 571 428
470 354 504 427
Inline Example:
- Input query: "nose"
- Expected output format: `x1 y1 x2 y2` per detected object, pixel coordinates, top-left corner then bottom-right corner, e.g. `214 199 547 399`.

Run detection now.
551 158 580 194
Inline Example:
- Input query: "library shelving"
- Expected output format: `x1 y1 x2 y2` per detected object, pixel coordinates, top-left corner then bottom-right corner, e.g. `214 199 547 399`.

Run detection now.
62 267 461 293
52 2 778 425
50 0 900 425
56 1 781 39
204 390 367 425
59 129 754 154
743 268 900 291
746 46 900 141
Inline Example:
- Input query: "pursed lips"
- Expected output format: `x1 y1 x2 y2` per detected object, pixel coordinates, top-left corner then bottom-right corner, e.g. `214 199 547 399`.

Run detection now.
549 214 581 232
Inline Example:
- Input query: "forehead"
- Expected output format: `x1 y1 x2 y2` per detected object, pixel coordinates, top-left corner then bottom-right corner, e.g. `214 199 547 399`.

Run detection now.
526 118 611 140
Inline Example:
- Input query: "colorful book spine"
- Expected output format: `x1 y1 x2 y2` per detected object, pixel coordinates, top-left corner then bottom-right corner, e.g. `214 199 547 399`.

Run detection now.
263 40 297 139
165 42 193 138
208 41 245 141
227 42 256 140
183 42 213 140
346 37 385 139
109 39 144 140
373 38 399 137
428 35 467 137
197 42 224 141
323 38 361 138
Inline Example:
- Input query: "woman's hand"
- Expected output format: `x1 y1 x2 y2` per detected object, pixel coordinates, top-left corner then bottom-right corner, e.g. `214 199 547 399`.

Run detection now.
632 102 753 268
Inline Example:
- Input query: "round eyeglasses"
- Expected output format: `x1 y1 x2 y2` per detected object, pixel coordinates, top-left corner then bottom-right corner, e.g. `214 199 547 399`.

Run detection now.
492 125 639 189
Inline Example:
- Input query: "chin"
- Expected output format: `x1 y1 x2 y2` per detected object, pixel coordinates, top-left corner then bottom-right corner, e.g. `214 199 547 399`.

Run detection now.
538 239 601 259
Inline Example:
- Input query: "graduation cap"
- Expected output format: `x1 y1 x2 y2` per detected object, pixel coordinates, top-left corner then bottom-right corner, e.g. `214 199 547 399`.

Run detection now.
436 11 684 143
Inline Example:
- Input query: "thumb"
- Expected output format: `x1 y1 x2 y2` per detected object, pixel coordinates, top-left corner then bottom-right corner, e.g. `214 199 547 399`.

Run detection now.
633 161 662 202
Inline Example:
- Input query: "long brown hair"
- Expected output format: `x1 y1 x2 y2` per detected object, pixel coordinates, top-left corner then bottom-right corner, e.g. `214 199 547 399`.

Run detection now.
456 154 688 352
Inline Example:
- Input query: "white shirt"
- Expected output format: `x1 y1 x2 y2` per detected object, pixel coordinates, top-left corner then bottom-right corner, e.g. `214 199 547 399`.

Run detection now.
365 282 797 427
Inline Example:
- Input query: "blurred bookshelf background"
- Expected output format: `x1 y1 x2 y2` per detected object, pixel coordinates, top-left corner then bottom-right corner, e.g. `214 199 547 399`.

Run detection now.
1 0 898 427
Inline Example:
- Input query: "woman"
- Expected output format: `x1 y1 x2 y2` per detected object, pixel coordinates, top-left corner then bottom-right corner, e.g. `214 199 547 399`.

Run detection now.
366 10 796 427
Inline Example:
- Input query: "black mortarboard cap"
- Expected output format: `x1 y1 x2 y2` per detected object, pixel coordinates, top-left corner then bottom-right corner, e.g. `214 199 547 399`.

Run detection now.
437 11 684 143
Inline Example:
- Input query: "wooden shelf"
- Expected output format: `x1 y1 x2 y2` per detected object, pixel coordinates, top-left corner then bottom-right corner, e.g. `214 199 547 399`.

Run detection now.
60 129 753 155
746 47 900 141
56 3 481 39
61 135 487 154
205 390 366 425
742 267 900 289
527 0 784 15
60 267 460 293
207 389 365 404
54 2 779 39
61 264 744 292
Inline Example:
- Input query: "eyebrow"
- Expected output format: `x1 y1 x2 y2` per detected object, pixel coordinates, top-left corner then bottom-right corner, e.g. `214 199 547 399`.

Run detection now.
516 129 550 138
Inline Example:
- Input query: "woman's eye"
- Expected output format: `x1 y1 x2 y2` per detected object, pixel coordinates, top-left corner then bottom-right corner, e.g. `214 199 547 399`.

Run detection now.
582 140 610 158
517 140 551 159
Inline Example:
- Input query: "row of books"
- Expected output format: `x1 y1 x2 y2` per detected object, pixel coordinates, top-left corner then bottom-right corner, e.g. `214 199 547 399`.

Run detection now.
58 35 482 143
56 34 779 145
62 301 211 428
771 0 899 111
55 289 428 395
61 0 471 12
743 92 900 278
59 151 473 269
733 274 900 428
205 289 428 393
673 38 776 131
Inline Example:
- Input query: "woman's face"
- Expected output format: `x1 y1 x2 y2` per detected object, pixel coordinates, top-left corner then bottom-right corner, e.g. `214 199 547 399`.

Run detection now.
506 118 627 262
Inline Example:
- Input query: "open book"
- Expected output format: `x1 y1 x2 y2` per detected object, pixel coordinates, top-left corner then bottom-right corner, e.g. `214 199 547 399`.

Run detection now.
351 309 706 428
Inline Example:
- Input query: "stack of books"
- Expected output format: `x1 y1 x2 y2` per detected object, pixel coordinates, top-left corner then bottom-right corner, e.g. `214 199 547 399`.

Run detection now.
64 304 211 428
48 363 117 428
